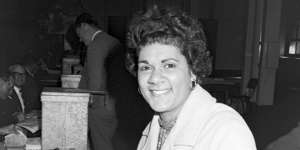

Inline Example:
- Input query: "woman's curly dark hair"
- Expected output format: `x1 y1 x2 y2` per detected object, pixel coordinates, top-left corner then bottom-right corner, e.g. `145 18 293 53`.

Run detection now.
126 6 212 83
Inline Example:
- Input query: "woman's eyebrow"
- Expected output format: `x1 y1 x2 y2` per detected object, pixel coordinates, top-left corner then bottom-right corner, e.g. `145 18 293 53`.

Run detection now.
138 58 179 64
138 60 149 64
161 58 179 63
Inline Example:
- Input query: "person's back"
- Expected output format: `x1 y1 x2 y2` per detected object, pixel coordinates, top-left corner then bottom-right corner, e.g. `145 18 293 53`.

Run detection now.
74 12 119 150
21 73 42 112
0 73 19 127
0 96 19 127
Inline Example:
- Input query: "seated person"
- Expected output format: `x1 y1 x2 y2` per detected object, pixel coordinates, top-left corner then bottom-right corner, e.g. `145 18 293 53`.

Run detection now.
0 72 22 127
8 64 41 113
0 72 41 138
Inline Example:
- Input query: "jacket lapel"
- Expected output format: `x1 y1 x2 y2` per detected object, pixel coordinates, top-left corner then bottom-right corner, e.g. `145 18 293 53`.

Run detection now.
139 115 160 150
163 85 217 149
10 89 22 112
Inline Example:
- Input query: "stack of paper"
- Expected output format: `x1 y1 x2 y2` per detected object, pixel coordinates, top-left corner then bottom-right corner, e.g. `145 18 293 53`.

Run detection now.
25 137 41 150
16 118 40 134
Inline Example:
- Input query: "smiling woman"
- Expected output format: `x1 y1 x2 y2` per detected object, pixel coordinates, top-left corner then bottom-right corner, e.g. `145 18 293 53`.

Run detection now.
137 43 193 124
126 5 257 150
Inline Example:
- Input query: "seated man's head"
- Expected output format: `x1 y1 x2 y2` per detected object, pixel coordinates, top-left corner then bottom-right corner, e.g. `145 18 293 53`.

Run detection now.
8 64 26 88
74 13 99 45
0 73 13 100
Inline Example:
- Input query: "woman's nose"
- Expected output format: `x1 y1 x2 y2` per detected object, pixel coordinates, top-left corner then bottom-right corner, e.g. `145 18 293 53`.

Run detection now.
147 69 163 84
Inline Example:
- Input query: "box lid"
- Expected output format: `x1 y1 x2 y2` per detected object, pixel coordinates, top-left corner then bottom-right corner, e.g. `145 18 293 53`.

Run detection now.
42 87 106 96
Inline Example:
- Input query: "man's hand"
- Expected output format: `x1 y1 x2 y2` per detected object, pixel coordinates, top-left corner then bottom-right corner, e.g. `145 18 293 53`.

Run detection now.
13 112 25 122
25 110 41 119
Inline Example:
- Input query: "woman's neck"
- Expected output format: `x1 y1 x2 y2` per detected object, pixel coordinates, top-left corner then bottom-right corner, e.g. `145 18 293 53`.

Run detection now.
159 106 182 124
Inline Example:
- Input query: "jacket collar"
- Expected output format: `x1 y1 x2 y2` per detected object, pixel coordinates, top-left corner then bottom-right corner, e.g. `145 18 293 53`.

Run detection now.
170 85 216 146
91 30 102 41
141 85 216 148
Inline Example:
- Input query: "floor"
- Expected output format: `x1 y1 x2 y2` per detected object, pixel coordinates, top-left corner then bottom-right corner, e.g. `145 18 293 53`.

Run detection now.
246 86 300 150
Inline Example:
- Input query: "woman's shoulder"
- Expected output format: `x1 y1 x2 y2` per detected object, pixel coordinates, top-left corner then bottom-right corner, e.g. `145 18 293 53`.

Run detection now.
208 103 246 125
192 103 256 149
202 103 255 142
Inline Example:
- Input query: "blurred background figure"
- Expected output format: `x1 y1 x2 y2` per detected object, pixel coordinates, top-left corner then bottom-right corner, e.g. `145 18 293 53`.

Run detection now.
8 64 27 114
8 64 41 114
74 12 121 150
0 72 21 127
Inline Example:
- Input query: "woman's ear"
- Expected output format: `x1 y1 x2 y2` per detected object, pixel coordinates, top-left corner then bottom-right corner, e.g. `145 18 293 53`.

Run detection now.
190 72 196 81
190 72 197 88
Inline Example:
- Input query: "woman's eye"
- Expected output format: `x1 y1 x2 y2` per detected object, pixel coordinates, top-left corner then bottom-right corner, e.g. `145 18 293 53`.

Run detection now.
138 65 151 72
164 63 176 69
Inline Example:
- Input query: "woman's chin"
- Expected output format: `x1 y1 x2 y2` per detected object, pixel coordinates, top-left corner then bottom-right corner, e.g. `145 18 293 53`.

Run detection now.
150 104 169 113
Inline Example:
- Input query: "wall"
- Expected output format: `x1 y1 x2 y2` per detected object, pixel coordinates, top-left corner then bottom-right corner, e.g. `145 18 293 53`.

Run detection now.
281 0 300 50
0 0 39 72
277 58 300 88
0 0 249 75
190 0 215 18
0 0 68 73
191 0 249 75
276 0 300 90
213 0 248 72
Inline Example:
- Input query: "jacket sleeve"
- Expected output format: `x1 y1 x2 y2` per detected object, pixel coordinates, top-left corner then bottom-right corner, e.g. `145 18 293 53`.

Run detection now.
193 112 257 150
0 102 18 127
215 120 257 150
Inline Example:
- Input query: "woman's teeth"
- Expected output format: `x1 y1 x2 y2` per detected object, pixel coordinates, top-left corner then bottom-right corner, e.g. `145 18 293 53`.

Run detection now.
151 90 169 95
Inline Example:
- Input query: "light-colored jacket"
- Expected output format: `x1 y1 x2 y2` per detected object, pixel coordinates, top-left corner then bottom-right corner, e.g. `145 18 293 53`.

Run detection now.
137 85 257 150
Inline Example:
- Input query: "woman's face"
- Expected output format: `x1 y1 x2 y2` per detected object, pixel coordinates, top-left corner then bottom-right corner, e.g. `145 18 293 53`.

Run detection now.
138 43 194 118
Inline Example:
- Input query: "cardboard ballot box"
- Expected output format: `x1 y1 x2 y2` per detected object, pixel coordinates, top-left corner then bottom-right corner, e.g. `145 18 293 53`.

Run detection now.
61 75 81 88
41 88 90 150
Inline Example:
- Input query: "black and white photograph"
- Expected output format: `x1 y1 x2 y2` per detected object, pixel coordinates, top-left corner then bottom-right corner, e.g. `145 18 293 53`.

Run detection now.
0 0 297 150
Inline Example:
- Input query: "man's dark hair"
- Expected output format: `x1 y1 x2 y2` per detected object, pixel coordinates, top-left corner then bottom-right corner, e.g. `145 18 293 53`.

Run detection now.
74 12 98 29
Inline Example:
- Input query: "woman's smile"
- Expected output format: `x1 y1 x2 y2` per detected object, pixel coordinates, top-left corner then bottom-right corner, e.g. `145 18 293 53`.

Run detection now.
149 89 171 96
